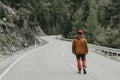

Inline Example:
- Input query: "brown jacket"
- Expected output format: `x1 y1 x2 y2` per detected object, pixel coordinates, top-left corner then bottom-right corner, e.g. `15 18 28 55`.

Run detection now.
72 35 88 55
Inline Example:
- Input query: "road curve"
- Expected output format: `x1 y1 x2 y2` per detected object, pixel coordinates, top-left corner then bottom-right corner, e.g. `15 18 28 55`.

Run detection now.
1 36 120 80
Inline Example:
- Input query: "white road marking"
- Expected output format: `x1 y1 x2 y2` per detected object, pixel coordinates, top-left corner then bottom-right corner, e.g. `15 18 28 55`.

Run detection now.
0 48 39 80
70 63 77 70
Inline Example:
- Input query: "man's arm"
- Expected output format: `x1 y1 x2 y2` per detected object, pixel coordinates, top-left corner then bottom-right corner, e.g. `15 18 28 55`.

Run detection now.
84 39 88 54
72 39 75 53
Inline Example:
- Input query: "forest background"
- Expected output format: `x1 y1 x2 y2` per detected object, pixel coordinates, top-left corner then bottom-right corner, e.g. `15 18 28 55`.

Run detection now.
0 0 120 49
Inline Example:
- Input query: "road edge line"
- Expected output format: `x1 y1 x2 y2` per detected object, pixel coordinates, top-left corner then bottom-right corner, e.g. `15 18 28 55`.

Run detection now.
0 51 31 80
70 63 77 70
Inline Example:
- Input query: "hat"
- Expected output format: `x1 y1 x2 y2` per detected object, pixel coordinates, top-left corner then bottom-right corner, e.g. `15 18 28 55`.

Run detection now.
77 29 83 35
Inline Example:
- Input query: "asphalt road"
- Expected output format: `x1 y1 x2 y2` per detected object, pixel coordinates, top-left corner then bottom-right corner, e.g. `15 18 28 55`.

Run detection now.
1 36 120 80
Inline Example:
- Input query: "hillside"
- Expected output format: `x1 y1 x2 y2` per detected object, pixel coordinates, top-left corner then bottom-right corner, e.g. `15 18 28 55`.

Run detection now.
0 1 45 56
0 0 120 50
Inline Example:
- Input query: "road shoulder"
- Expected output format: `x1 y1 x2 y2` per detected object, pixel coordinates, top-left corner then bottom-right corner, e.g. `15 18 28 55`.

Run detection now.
0 37 48 75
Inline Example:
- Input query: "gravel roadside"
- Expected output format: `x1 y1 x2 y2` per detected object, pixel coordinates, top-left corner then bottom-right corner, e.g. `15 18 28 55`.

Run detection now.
0 37 48 75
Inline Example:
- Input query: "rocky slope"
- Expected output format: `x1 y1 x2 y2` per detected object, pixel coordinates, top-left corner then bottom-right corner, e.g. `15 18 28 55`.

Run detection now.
0 1 45 56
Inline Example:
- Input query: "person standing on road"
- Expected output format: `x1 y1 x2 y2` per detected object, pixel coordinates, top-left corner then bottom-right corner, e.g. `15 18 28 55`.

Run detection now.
72 29 88 74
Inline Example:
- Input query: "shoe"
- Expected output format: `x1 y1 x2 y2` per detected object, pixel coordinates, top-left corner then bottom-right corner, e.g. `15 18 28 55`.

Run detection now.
78 68 81 74
78 71 81 74
83 69 86 74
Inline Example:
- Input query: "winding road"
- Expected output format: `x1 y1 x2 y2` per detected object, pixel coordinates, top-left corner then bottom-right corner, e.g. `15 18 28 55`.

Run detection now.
0 36 120 80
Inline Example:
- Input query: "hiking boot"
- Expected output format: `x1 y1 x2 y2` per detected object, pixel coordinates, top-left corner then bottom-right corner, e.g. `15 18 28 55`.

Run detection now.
78 71 81 74
78 68 81 74
83 69 86 74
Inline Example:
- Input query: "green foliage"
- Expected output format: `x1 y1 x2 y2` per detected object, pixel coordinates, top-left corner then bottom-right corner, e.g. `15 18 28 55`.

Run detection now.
62 19 72 38
1 0 120 48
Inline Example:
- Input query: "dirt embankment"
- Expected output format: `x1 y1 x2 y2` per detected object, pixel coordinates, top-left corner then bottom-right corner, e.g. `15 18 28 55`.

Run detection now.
0 1 46 57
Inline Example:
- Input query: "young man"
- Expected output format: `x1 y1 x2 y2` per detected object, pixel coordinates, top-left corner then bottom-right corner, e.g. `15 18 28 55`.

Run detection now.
72 29 88 74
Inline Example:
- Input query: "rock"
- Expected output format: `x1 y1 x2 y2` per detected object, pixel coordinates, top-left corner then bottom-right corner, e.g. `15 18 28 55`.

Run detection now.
0 1 45 56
